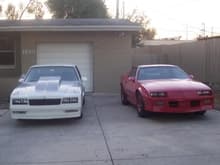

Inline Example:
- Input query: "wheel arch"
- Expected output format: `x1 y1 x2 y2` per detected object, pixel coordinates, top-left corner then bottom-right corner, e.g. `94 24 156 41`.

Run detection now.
136 87 145 98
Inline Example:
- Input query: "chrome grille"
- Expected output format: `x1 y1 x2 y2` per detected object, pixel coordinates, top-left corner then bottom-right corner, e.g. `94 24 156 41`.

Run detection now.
29 99 61 106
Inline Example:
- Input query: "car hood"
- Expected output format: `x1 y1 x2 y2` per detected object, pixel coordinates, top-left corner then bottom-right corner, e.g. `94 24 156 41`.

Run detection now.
11 78 82 98
140 79 211 97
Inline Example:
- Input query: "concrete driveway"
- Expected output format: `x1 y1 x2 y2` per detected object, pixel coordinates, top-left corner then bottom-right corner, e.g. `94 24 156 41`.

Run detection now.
0 94 220 165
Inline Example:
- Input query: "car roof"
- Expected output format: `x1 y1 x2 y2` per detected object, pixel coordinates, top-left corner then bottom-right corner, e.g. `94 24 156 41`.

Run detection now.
30 64 77 68
138 64 177 68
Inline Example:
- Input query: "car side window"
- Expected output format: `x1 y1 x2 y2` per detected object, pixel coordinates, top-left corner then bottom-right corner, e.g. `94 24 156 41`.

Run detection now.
129 67 137 77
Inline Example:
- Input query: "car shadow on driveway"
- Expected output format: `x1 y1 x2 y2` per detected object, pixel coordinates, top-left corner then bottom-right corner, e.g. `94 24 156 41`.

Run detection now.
141 111 214 123
14 118 83 127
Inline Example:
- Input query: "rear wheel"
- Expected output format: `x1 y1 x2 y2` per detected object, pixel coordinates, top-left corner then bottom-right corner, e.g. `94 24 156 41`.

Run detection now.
136 93 149 117
121 86 129 105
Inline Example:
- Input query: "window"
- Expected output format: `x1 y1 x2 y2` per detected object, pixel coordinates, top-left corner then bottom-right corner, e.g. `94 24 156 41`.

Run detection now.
0 37 16 68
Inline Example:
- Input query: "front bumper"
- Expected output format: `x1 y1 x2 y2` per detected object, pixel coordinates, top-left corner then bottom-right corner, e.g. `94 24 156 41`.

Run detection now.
10 102 82 119
143 96 214 113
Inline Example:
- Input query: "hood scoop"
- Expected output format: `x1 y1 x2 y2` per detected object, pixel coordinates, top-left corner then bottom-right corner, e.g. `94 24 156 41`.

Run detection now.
35 76 61 92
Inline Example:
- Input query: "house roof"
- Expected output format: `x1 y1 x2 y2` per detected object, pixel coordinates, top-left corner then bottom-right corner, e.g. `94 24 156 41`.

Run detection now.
141 40 195 46
0 19 142 32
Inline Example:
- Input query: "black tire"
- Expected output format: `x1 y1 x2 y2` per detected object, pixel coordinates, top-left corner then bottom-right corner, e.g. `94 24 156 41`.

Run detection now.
194 111 206 115
136 93 150 118
121 86 129 105
82 96 85 106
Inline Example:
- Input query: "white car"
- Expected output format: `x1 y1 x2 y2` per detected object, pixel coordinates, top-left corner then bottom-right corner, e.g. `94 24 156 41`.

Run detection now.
10 64 86 120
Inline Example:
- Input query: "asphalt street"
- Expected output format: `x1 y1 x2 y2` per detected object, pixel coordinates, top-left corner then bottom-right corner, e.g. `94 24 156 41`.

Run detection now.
0 94 220 165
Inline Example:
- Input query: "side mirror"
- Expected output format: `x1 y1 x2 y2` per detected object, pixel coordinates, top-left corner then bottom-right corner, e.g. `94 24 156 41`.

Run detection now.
128 76 135 82
18 74 25 83
189 74 194 79
82 76 87 81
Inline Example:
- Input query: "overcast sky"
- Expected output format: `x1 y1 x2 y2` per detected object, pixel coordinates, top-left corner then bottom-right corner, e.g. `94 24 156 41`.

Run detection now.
105 0 220 39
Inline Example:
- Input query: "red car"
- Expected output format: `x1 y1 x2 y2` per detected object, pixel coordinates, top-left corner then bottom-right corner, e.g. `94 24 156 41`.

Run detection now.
120 64 214 117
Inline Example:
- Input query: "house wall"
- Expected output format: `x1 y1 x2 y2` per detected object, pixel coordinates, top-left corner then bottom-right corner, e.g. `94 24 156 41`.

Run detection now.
0 31 134 98
3 32 220 98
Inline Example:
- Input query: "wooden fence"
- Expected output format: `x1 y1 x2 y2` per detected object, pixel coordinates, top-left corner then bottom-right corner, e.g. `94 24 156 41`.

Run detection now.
133 38 220 90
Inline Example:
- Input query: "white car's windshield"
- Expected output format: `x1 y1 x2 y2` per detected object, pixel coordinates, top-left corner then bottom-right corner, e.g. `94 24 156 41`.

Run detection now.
25 66 79 82
137 66 189 80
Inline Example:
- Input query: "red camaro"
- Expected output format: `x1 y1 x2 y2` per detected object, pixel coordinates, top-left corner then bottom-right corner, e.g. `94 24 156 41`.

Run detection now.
120 64 214 117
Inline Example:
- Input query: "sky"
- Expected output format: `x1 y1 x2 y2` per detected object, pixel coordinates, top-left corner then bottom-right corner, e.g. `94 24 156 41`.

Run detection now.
105 0 220 39
1 0 220 40
0 0 51 19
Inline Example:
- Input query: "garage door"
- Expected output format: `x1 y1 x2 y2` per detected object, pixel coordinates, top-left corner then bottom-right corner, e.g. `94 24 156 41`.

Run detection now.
37 43 93 92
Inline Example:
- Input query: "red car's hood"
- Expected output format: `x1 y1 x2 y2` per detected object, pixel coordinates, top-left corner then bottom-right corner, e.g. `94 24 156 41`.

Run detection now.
140 79 210 92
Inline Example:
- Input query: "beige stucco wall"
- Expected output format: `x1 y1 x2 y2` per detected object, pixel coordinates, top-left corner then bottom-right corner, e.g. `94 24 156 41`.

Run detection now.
18 31 133 94
0 78 18 99
1 31 135 97
2 33 220 98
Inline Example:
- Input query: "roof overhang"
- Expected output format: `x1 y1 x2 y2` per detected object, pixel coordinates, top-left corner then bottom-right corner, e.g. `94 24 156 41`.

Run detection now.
0 25 142 32
0 19 142 32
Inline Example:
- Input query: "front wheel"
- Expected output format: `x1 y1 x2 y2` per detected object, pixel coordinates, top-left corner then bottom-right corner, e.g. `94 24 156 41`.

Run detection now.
136 93 150 118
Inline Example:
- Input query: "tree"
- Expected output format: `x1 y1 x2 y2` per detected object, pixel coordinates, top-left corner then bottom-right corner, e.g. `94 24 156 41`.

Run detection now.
2 0 44 20
127 10 156 46
26 0 45 19
46 0 108 18
5 4 19 20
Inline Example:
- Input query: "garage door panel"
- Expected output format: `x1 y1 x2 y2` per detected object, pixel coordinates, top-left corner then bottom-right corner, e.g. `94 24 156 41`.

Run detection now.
37 43 93 92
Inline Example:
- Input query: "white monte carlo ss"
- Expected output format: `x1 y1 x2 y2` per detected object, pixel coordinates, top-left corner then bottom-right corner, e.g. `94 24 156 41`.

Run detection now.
10 65 86 120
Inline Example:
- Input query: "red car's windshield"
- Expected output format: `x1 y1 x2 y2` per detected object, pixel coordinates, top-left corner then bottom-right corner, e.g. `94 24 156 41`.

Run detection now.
137 66 189 80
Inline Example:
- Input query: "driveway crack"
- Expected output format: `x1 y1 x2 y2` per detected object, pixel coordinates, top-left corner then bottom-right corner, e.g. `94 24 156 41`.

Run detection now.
94 100 115 165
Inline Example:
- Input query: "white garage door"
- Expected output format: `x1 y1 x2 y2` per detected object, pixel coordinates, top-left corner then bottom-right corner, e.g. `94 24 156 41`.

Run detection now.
37 43 93 92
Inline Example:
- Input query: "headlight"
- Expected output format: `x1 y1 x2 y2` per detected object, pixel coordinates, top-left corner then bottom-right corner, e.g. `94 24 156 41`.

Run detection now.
12 98 28 105
150 92 167 97
60 86 81 94
62 97 78 104
197 90 212 96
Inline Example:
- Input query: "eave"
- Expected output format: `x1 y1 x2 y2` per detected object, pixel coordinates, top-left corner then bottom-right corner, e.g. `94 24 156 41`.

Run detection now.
0 25 141 32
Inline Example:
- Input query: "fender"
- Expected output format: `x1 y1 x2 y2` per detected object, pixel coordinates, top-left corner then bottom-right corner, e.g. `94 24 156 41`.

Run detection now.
135 86 149 105
136 86 146 97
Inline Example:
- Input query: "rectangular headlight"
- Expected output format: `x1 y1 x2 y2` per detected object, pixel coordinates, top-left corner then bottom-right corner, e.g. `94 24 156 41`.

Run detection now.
62 97 78 104
150 92 167 97
197 90 212 96
12 98 28 105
